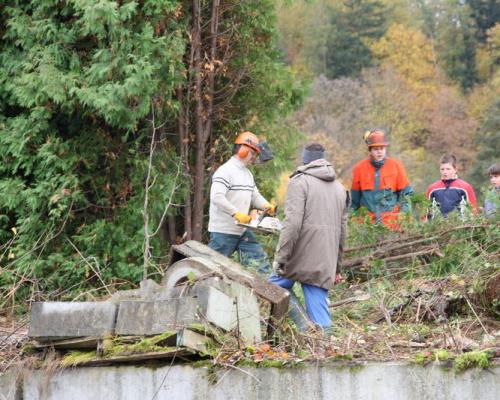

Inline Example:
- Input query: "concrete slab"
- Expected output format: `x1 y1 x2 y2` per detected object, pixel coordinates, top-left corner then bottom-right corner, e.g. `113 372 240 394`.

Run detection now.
115 297 199 336
162 257 263 343
176 329 212 353
167 241 290 335
28 302 117 341
20 362 499 400
223 281 262 344
0 368 21 400
196 285 236 331
195 278 262 344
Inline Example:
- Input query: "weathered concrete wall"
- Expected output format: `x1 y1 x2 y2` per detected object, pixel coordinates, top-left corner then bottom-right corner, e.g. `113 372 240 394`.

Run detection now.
1 362 497 400
0 367 21 400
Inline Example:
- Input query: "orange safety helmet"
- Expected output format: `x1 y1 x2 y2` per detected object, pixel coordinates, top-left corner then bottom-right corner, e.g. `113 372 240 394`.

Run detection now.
363 130 389 147
234 131 261 158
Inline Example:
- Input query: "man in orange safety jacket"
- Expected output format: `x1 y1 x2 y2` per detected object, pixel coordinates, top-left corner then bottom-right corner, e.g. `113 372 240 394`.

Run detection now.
350 130 413 229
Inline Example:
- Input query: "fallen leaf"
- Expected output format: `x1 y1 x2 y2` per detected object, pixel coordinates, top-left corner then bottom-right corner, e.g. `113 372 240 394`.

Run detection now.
260 344 270 352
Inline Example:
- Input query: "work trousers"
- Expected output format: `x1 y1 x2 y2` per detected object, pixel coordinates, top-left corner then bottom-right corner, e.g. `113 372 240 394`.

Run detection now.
268 274 331 330
208 230 271 274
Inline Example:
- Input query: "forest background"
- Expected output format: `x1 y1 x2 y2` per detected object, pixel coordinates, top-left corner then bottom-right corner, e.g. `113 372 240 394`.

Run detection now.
0 0 498 313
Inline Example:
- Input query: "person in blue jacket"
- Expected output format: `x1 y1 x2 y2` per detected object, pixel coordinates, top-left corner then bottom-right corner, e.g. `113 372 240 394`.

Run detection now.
484 163 499 218
426 154 478 218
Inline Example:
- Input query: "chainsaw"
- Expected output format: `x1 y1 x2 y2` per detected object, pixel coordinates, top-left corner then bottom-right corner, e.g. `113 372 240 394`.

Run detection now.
236 208 282 235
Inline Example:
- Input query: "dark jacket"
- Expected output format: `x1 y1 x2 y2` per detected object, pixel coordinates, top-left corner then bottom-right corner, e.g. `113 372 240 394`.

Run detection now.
274 159 348 290
484 187 499 218
426 178 477 216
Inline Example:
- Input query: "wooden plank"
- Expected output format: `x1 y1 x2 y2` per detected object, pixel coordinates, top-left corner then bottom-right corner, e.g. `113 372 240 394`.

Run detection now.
66 348 196 367
34 337 100 350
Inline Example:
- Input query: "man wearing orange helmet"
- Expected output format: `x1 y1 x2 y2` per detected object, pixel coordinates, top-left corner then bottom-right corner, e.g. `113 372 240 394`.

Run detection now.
208 131 275 273
351 130 413 229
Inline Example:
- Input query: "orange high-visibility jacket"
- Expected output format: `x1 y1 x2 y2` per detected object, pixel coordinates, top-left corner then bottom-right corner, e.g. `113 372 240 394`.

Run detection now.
351 158 413 225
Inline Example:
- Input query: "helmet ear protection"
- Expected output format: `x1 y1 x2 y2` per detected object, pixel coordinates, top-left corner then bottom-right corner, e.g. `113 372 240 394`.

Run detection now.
237 145 250 158
234 131 259 159
233 131 273 162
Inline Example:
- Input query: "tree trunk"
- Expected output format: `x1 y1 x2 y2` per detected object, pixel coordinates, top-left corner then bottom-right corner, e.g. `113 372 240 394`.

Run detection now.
177 87 192 241
191 0 220 241
191 0 204 241
167 215 177 244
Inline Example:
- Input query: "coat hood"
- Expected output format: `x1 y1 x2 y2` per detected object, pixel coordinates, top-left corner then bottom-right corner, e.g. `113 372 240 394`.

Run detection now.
293 159 336 182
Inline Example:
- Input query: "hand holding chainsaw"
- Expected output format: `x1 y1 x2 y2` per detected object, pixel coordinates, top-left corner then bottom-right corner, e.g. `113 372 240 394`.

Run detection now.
262 202 277 216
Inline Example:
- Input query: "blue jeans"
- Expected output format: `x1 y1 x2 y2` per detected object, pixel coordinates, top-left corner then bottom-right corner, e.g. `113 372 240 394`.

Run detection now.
208 230 271 274
268 274 331 330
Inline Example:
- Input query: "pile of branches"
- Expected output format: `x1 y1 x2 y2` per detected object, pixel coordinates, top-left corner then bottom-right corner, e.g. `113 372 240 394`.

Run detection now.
341 224 491 271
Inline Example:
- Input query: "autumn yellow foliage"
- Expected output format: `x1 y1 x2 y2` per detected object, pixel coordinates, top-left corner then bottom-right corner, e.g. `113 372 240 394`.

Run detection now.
276 172 290 208
371 24 439 99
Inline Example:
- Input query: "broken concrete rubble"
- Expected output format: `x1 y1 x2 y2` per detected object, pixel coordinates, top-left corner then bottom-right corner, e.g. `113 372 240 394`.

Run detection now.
27 240 287 366
163 259 263 343
115 297 199 336
168 241 290 336
195 285 237 332
29 302 117 341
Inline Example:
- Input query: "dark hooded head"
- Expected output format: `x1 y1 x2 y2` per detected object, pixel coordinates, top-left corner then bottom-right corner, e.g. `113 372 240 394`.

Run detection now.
302 143 325 165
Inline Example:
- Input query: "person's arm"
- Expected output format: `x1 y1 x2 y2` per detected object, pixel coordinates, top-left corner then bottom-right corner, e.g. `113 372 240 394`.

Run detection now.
351 167 361 210
251 184 268 210
465 182 478 213
398 185 414 212
395 160 413 212
210 174 238 216
425 184 432 200
484 190 497 217
274 178 306 266
337 191 350 272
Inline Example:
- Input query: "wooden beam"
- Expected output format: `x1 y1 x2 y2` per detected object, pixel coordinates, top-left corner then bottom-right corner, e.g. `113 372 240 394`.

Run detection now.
64 348 196 367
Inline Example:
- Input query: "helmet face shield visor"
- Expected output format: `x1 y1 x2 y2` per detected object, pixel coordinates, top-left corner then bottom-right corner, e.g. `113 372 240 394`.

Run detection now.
257 140 273 162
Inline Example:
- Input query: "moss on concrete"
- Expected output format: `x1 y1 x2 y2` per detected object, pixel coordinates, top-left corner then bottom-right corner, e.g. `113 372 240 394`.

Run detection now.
453 351 491 372
105 331 176 357
61 351 96 367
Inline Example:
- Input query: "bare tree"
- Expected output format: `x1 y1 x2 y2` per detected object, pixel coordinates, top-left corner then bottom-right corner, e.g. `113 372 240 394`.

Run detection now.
143 103 182 281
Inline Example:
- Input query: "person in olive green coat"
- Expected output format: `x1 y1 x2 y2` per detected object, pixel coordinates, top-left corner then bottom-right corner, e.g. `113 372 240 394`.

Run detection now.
270 143 349 331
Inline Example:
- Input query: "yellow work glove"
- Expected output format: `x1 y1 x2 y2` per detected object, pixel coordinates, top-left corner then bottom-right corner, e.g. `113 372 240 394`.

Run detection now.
233 211 252 224
263 202 277 216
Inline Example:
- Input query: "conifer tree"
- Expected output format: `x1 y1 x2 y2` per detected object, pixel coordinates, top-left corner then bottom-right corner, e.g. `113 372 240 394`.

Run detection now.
0 0 300 306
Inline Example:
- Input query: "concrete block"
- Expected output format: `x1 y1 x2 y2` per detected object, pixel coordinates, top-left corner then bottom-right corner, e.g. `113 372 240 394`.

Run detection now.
194 281 261 343
176 329 212 353
195 278 262 343
196 286 236 332
107 289 142 305
139 279 163 301
29 302 117 341
168 241 290 334
115 297 199 336
0 367 21 400
224 282 262 344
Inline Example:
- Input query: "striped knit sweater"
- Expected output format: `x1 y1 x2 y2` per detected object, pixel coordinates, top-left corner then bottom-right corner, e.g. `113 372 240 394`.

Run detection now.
208 156 267 235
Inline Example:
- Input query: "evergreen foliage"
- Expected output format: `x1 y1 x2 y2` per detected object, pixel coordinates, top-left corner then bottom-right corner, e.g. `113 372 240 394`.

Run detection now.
467 99 500 188
466 0 500 42
431 0 478 91
324 0 388 79
0 0 301 310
